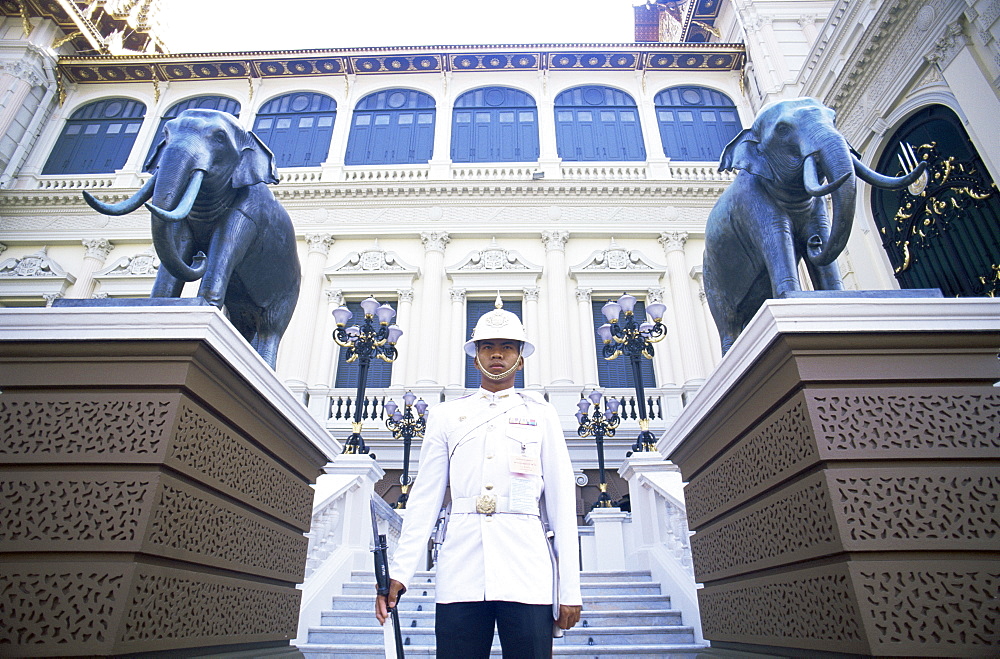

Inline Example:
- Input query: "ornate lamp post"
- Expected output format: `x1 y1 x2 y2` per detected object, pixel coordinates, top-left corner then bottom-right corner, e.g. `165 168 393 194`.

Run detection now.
576 390 621 508
597 293 667 452
384 391 428 509
332 295 403 455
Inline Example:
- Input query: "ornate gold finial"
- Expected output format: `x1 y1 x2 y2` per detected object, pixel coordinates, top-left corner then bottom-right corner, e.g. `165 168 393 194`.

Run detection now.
18 1 33 37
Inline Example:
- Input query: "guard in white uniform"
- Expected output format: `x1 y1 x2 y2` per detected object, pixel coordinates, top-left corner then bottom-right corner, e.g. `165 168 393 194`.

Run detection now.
376 298 583 658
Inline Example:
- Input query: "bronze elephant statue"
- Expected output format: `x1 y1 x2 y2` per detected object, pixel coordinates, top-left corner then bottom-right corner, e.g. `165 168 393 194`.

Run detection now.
83 109 301 368
703 97 926 354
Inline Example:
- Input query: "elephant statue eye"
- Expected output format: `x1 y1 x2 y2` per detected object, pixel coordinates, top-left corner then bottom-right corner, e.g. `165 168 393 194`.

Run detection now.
774 123 792 138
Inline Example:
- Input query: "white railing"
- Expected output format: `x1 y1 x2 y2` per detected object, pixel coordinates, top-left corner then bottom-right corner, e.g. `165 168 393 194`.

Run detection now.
343 165 430 182
560 164 648 180
667 162 736 181
450 165 537 180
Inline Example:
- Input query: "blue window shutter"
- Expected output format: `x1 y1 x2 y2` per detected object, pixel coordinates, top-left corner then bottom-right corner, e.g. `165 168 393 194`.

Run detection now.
554 86 645 162
655 86 741 161
334 300 395 388
144 96 240 168
254 92 336 167
451 87 539 163
346 90 435 165
42 98 146 175
464 299 525 389
592 299 656 388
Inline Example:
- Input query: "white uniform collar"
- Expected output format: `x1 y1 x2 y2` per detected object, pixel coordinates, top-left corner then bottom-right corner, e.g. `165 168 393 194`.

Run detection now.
478 386 516 402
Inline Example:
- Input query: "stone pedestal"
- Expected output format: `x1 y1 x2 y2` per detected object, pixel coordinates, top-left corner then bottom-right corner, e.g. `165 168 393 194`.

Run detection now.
0 307 339 657
663 298 1000 657
584 507 628 571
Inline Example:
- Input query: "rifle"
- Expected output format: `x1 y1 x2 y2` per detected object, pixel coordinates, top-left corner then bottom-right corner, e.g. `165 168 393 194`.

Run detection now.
371 499 405 658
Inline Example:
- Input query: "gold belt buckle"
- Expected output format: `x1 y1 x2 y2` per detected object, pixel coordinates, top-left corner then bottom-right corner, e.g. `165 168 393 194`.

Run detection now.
475 494 497 515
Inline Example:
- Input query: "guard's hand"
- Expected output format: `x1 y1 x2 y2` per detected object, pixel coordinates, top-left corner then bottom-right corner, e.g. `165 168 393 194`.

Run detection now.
375 579 406 625
557 604 582 630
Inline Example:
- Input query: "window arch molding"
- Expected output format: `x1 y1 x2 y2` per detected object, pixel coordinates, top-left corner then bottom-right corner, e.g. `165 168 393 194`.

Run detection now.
252 91 337 168
41 96 147 175
653 85 741 161
450 85 539 163
144 95 241 166
344 88 436 166
553 84 646 162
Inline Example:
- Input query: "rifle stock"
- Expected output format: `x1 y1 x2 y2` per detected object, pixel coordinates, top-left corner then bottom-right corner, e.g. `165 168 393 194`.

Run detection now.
371 499 405 658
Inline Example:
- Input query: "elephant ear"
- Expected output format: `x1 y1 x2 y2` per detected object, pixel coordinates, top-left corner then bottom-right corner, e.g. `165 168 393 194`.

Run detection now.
232 130 279 188
144 137 168 173
718 128 774 180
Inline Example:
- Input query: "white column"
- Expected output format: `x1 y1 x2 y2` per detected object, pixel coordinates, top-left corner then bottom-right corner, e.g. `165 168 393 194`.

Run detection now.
689 265 721 371
576 287 599 389
659 232 703 383
535 70 561 177
447 287 466 388
646 286 674 387
584 507 628 571
69 239 113 299
522 286 542 389
289 234 334 389
428 71 455 179
316 288 345 387
541 231 572 385
392 288 415 388
416 232 450 385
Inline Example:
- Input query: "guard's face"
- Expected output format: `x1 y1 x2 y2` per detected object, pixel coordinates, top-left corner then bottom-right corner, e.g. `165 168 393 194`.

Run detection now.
476 339 523 381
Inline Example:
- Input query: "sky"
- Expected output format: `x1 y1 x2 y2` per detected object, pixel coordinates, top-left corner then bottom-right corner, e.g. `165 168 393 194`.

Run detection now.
162 0 642 53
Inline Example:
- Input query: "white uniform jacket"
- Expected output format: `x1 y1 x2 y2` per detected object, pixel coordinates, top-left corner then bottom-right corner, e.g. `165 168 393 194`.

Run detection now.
389 386 582 608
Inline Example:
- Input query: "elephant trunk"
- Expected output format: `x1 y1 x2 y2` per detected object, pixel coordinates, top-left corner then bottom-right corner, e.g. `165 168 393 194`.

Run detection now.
82 173 156 215
853 155 928 189
147 168 208 282
804 135 857 267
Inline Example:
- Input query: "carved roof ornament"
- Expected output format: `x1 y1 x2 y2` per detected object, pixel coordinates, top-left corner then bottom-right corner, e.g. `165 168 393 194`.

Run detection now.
95 247 159 277
332 240 409 273
450 237 537 272
575 238 658 271
0 246 71 279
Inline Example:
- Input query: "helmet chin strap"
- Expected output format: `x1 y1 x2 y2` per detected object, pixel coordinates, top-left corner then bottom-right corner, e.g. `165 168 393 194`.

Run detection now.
475 355 523 381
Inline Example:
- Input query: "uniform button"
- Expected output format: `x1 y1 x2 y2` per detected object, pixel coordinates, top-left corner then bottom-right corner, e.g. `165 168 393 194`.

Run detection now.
487 425 495 431
486 453 494 459
485 483 494 490
486 516 493 522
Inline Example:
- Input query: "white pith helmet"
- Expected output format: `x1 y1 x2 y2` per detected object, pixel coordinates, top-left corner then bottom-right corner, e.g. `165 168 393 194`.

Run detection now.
463 294 535 358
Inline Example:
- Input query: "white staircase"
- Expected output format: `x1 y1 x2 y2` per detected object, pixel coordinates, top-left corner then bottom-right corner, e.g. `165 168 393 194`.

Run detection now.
298 569 703 658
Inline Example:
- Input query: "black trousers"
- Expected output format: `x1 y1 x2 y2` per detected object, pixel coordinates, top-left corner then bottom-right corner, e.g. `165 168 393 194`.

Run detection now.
435 600 553 659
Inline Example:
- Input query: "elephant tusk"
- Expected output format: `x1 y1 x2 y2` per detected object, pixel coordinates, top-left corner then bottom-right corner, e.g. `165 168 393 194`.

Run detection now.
853 155 928 189
803 154 851 196
82 173 157 216
144 169 204 222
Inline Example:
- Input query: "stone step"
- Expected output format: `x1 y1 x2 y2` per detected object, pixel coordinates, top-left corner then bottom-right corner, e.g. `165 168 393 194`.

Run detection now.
342 581 662 597
320 608 685 628
301 644 703 658
307 625 696 646
350 570 657 584
328 593 672 612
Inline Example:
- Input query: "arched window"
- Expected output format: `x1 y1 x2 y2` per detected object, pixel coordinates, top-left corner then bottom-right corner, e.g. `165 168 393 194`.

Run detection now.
654 86 741 161
451 87 539 163
42 98 146 175
144 96 241 166
591 299 656 388
554 86 645 162
253 92 336 167
871 105 1000 297
345 89 435 166
465 298 525 389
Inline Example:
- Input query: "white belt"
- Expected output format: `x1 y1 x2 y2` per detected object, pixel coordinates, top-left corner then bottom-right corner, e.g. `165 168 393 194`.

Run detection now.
451 495 538 516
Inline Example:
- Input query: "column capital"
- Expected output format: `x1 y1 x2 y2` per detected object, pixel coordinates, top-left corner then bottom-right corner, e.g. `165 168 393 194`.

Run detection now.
658 231 688 253
450 287 466 303
523 286 541 302
575 287 592 303
397 288 415 303
325 288 345 307
43 292 64 307
541 230 569 251
420 231 451 253
82 238 113 263
305 233 335 255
